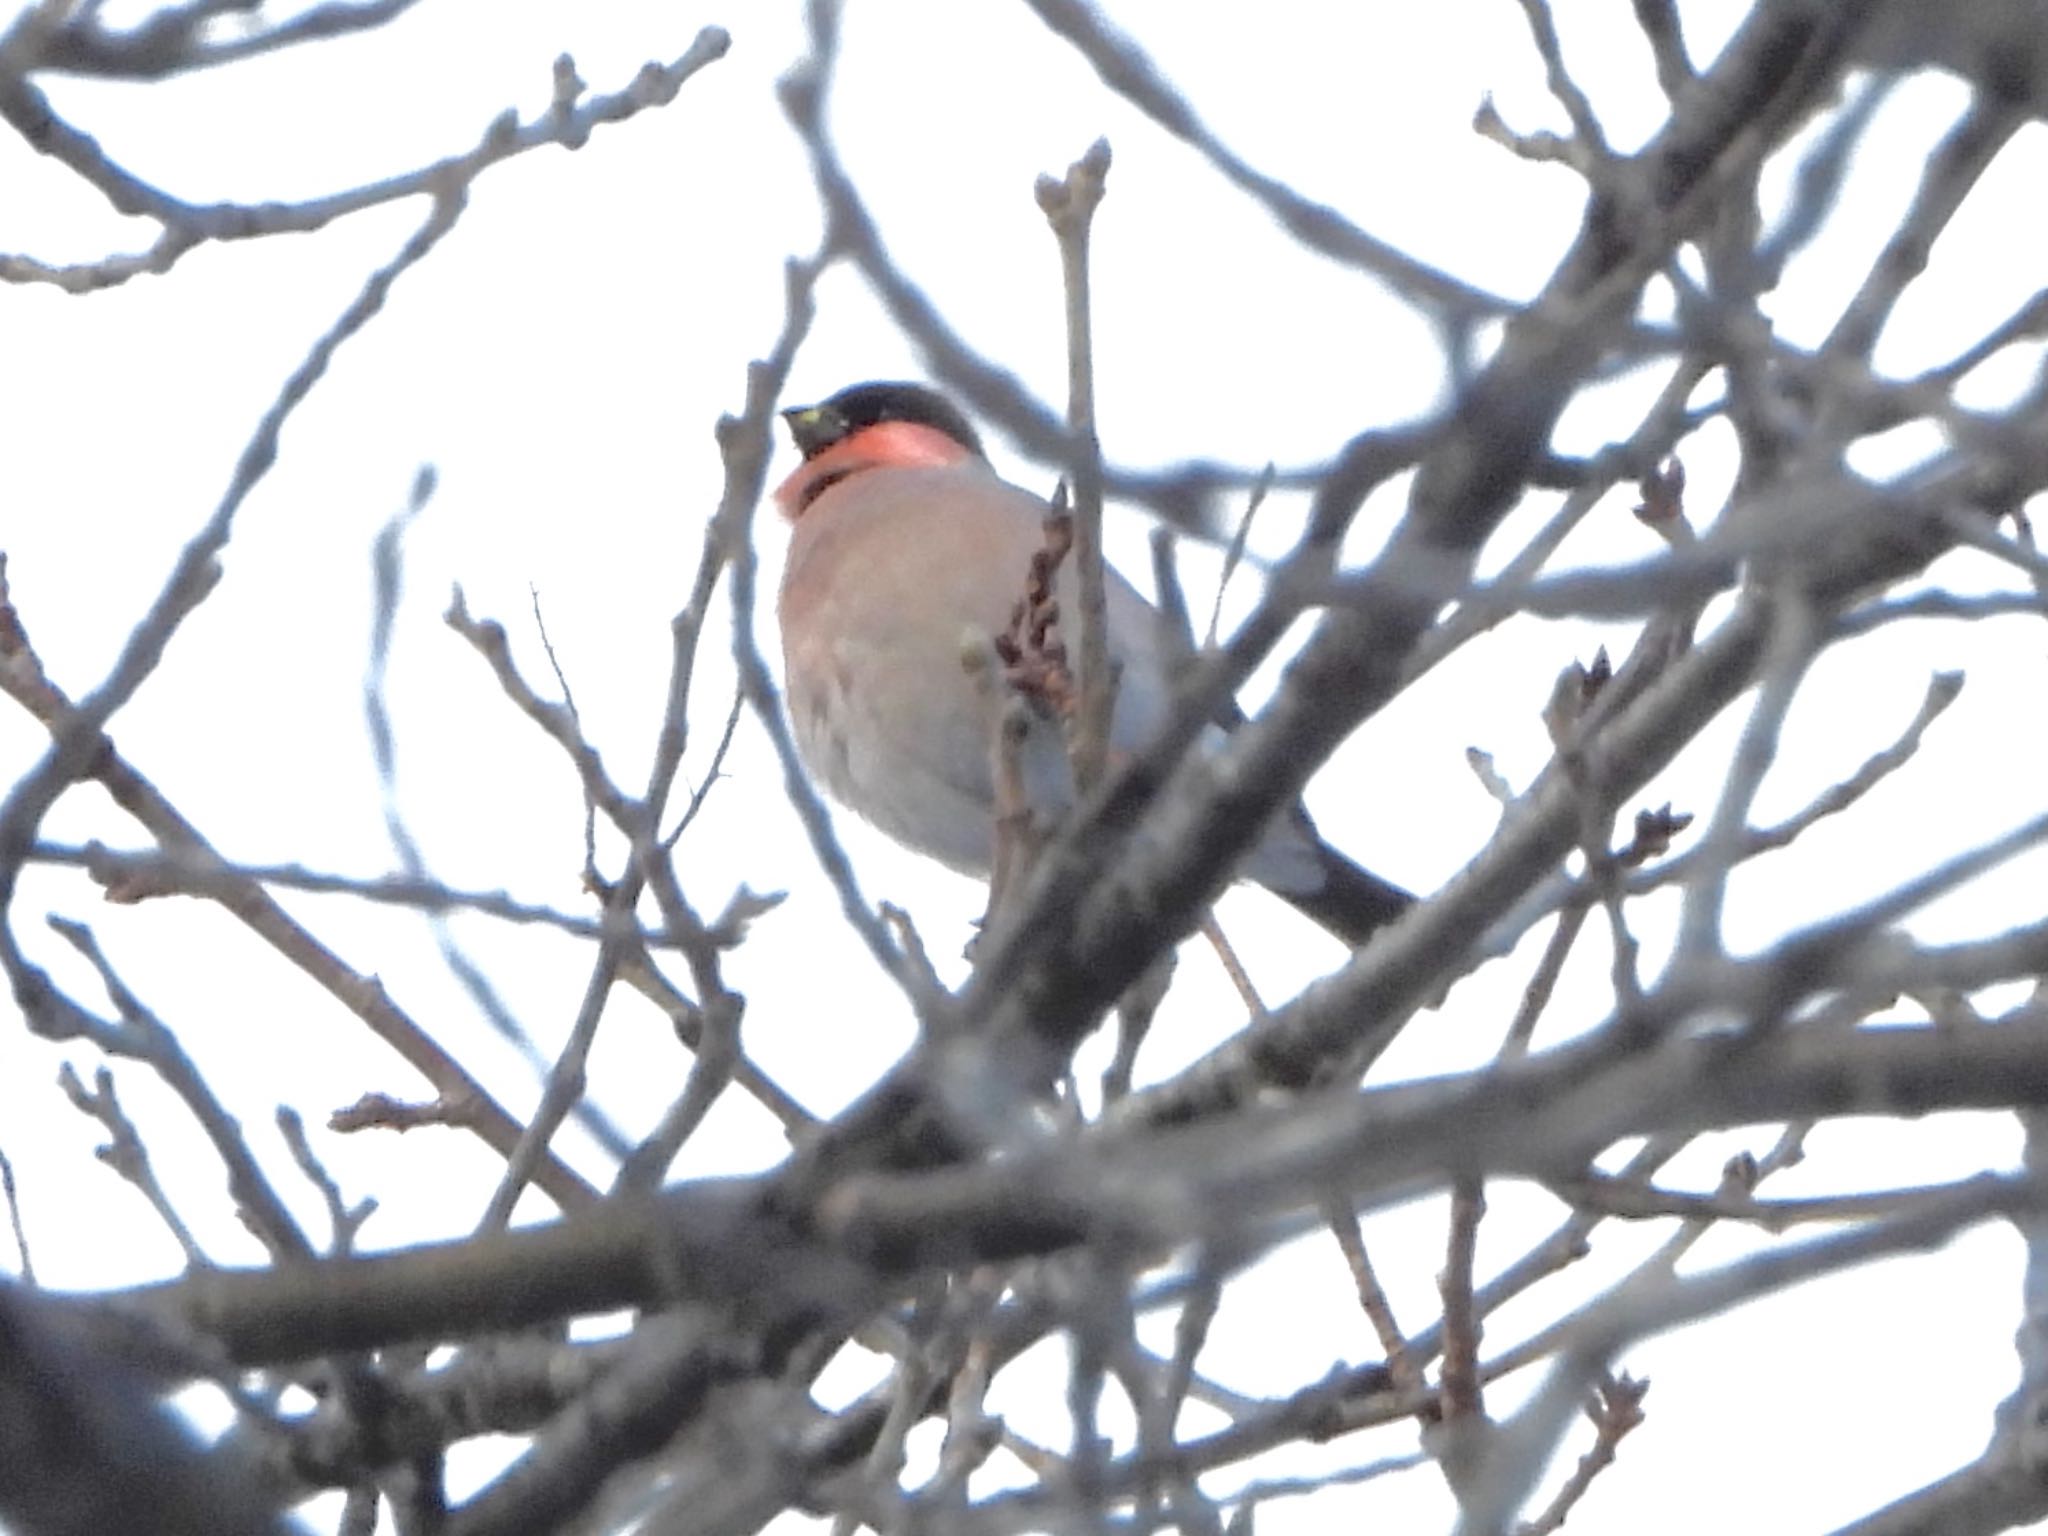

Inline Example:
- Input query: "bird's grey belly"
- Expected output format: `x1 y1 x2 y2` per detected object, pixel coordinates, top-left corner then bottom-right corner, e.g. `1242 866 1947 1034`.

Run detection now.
787 642 1077 877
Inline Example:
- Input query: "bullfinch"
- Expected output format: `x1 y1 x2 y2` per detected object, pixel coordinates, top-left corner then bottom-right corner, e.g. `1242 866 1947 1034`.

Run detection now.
772 380 1411 946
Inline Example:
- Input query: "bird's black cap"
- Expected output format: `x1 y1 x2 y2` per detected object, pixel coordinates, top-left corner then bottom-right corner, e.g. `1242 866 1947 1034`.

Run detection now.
781 381 985 460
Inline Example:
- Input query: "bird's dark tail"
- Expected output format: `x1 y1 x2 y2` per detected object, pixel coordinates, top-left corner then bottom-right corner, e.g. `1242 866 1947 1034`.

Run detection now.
1273 836 1413 947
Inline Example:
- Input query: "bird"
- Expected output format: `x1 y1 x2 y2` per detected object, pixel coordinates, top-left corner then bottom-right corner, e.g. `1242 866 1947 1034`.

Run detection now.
771 380 1412 946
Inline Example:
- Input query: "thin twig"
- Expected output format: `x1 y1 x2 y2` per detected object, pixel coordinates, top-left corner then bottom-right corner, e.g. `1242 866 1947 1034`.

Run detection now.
1206 464 1275 649
1439 1180 1487 1421
1036 137 1115 791
0 1144 35 1284
1199 913 1266 1021
1514 1372 1648 1536
0 28 732 292
1327 1203 1424 1398
58 1062 208 1265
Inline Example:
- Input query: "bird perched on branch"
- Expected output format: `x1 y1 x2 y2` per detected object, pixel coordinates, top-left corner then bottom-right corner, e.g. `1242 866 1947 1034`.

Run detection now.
772 380 1411 946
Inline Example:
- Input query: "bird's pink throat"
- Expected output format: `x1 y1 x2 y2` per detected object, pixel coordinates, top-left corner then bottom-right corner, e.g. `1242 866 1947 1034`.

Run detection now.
773 421 977 518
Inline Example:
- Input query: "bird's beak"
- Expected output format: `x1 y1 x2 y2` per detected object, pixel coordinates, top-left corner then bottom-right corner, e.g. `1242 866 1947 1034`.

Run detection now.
781 403 845 457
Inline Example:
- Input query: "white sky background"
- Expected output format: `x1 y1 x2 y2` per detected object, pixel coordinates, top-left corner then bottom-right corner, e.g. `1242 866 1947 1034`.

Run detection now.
4 1 2048 1531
